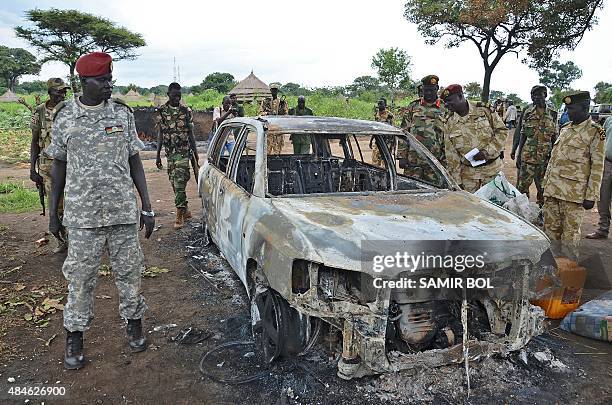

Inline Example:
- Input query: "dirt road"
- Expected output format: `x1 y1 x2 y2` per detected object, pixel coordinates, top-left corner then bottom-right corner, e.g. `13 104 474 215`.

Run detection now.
0 154 611 404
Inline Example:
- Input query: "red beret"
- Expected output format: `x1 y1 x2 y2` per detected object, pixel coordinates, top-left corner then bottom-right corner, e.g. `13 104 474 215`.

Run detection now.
440 84 463 99
76 52 113 77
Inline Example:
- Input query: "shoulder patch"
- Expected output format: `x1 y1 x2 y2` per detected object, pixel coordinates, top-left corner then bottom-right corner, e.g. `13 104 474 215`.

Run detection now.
50 101 67 120
111 98 133 113
592 122 605 140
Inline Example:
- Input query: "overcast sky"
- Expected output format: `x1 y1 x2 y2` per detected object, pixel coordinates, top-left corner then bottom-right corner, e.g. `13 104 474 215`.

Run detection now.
2 0 611 100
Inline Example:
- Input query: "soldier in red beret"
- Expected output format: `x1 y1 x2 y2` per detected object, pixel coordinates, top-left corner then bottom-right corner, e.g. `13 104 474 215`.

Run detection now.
45 52 155 369
441 84 508 192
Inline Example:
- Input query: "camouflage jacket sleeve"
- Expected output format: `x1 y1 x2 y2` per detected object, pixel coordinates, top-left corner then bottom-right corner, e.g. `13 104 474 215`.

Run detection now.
127 108 145 157
186 106 194 130
44 107 68 161
30 105 42 132
443 121 462 183
259 99 269 115
279 99 289 115
152 108 161 131
586 126 606 201
480 108 508 159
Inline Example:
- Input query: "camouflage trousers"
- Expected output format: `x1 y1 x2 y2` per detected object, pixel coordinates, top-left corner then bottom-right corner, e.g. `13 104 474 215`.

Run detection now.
459 159 503 193
543 197 585 260
39 162 64 217
595 159 612 235
167 154 191 208
62 224 146 332
267 134 284 155
371 143 384 167
517 162 547 205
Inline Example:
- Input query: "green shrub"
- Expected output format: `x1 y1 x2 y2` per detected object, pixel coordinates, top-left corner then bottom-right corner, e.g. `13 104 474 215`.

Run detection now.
0 181 40 214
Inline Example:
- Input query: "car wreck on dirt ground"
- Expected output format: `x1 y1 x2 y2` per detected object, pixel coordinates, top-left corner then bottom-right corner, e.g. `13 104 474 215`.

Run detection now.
198 116 554 379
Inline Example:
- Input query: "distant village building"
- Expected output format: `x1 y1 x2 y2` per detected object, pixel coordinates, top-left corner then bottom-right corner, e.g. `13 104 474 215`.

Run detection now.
123 89 142 102
0 90 20 103
229 71 271 102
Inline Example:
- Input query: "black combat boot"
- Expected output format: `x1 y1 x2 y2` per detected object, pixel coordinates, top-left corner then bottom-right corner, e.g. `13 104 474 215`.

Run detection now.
126 319 147 352
64 329 85 370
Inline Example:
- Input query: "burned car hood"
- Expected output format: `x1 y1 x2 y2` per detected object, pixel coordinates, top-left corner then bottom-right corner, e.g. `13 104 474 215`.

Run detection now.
269 191 550 275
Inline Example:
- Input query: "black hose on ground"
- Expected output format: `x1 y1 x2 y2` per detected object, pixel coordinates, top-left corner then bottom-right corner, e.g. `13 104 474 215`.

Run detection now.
199 340 272 385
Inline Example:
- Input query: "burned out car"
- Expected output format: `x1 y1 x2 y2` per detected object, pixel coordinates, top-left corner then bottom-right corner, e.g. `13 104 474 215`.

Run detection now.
198 116 551 379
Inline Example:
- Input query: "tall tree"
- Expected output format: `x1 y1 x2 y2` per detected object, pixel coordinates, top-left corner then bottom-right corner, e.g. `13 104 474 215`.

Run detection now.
505 93 524 106
0 46 41 91
404 0 603 101
371 47 412 103
15 8 146 92
199 72 236 94
594 82 612 104
538 60 582 92
464 81 483 100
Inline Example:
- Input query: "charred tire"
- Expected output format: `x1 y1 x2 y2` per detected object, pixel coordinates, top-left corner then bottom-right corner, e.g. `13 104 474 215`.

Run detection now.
251 288 318 363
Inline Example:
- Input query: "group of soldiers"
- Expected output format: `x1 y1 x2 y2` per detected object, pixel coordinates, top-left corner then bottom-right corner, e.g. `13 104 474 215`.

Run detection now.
27 51 607 371
373 75 606 259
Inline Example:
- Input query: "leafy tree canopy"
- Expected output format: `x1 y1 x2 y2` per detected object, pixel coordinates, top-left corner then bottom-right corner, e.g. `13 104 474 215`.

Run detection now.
0 46 41 91
371 47 412 101
404 0 603 101
464 82 482 100
15 80 47 94
15 8 146 91
538 60 582 92
594 82 612 104
198 72 236 94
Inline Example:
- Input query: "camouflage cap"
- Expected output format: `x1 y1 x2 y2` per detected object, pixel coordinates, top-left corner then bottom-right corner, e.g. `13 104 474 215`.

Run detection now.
421 75 439 86
562 90 590 105
269 82 281 90
530 84 547 94
47 78 70 91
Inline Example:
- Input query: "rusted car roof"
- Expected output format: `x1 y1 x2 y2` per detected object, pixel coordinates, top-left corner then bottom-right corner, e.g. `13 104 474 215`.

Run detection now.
226 116 404 135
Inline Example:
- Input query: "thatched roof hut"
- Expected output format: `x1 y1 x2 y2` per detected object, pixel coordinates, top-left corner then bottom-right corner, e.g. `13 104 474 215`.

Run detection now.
123 90 142 102
229 71 271 102
0 90 20 103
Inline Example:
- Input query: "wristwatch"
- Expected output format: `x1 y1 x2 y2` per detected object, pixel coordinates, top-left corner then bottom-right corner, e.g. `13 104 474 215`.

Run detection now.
141 210 155 217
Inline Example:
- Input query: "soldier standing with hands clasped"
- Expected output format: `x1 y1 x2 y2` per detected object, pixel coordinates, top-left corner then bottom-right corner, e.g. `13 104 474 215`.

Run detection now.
512 85 558 206
155 82 199 229
542 91 605 259
45 52 155 370
30 78 70 253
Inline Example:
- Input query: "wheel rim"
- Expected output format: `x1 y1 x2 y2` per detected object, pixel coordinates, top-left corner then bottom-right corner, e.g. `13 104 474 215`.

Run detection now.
255 290 283 363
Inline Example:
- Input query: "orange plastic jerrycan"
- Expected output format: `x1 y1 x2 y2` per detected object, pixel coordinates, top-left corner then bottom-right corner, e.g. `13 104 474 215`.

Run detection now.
532 257 587 319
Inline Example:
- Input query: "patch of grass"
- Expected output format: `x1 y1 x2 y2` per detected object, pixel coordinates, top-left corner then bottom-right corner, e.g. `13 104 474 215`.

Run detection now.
0 181 40 214
0 129 31 164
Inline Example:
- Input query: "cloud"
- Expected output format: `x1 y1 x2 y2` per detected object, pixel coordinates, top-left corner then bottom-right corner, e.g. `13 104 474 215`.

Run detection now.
5 0 612 100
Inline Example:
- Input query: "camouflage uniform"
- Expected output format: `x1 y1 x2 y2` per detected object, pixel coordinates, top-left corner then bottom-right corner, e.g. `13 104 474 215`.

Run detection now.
444 101 508 192
45 97 147 332
31 102 64 217
288 106 314 154
397 99 446 182
155 103 194 208
372 108 395 167
543 119 605 257
260 97 288 154
516 106 558 205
